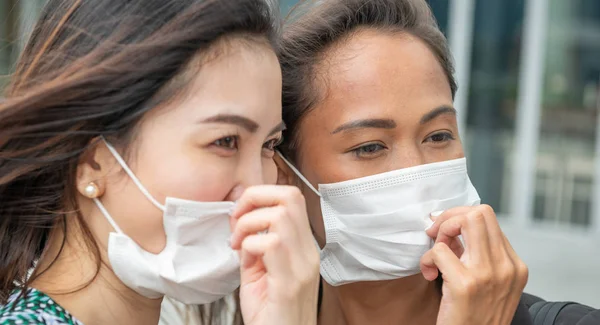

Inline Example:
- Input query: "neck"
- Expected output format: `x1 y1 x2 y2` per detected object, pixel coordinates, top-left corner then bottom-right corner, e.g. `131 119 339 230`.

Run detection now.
31 220 162 325
318 275 441 325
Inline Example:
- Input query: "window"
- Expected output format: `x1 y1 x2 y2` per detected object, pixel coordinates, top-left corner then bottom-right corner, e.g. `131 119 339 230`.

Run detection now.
0 0 19 88
280 0 298 14
464 0 525 214
426 0 450 36
534 0 600 226
0 0 45 91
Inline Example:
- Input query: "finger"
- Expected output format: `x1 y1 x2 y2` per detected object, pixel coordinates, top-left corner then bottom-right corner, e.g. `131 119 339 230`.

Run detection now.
465 209 493 264
502 233 529 290
436 212 491 264
240 248 258 269
231 185 307 227
430 219 466 258
426 208 471 259
420 242 466 281
434 215 467 249
447 237 465 258
230 206 296 250
476 205 506 256
497 234 529 325
426 206 477 238
432 232 464 259
229 213 237 234
240 233 289 276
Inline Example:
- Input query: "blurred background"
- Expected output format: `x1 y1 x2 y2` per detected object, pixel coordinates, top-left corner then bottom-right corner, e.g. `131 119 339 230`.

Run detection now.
2 0 599 308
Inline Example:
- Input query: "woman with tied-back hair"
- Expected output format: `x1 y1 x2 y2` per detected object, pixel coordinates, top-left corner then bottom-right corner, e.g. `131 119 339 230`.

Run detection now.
0 0 319 324
276 0 532 324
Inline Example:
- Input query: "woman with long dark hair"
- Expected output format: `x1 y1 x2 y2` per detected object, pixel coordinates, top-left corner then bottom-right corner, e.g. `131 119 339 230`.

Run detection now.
0 1 319 324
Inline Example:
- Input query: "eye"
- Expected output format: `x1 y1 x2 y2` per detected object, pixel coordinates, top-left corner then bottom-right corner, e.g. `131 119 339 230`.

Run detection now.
213 136 239 150
350 142 387 159
424 132 455 144
263 137 283 151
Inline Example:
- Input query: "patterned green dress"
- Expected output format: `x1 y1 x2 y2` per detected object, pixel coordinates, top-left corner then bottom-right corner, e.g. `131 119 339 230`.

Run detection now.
0 288 83 325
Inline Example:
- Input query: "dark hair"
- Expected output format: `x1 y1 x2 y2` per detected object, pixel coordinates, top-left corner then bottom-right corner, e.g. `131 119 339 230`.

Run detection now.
0 0 278 322
279 0 456 161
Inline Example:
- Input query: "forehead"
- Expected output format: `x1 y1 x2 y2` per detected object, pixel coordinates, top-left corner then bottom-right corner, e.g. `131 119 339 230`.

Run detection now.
311 29 452 123
323 29 450 100
161 40 282 123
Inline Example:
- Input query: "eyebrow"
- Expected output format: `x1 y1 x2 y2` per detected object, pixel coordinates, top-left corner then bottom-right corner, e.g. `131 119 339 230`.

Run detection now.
331 118 397 134
201 114 259 133
420 106 457 124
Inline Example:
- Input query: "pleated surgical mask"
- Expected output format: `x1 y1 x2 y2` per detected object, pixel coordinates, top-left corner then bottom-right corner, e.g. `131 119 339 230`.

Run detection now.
278 154 480 286
94 139 240 304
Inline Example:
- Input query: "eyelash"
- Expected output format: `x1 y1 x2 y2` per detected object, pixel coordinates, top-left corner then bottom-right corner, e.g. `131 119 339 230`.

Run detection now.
263 136 283 152
424 132 455 144
211 134 283 154
212 134 240 151
350 142 387 158
350 132 456 158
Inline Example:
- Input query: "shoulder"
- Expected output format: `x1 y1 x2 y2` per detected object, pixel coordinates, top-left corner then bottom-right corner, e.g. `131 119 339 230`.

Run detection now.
0 288 83 325
517 292 600 325
511 297 535 325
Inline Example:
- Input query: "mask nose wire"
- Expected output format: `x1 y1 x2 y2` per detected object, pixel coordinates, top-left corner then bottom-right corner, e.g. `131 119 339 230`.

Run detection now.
276 151 321 197
101 137 166 211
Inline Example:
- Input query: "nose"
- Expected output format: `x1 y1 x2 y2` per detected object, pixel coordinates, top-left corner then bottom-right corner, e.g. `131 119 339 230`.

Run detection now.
393 141 426 169
225 154 267 202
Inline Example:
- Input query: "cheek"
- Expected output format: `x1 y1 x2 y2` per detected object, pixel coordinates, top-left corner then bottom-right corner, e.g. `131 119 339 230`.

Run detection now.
303 188 326 247
100 174 168 254
111 154 236 253
158 166 235 203
423 141 465 163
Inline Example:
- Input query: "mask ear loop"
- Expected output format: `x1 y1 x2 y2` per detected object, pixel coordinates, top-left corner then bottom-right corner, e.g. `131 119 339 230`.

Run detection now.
101 137 166 211
93 198 124 234
276 151 321 197
277 151 326 254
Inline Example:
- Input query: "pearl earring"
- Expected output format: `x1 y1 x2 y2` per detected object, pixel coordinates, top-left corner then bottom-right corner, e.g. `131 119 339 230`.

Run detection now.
84 182 100 198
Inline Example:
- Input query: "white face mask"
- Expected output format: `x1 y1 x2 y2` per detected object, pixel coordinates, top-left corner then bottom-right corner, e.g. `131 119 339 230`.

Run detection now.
278 154 480 286
93 139 240 304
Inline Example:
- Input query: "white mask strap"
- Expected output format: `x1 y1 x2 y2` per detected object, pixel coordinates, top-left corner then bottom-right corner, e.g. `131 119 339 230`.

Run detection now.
101 137 166 211
276 151 321 197
93 198 124 234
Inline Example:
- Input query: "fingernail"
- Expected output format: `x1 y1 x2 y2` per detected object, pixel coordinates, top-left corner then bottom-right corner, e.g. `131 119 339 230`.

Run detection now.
430 210 444 219
228 205 236 216
424 219 434 231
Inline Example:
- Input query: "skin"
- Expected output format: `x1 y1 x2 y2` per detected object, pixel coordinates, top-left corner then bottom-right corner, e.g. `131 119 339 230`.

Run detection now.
277 29 528 325
32 38 319 325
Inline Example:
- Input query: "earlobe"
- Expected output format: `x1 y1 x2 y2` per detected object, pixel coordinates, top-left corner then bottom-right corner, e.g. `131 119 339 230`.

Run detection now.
76 137 114 198
82 182 101 198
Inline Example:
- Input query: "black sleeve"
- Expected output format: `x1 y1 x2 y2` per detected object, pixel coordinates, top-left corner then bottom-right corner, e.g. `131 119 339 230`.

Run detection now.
555 304 599 325
510 293 544 325
520 292 599 325
512 301 534 325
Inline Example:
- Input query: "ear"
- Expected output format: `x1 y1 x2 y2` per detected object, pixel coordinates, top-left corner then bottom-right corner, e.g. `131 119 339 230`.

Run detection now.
274 153 299 187
76 138 117 198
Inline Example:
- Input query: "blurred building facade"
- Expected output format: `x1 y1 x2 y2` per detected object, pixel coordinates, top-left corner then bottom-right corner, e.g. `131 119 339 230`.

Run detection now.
0 0 45 87
2 0 599 307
